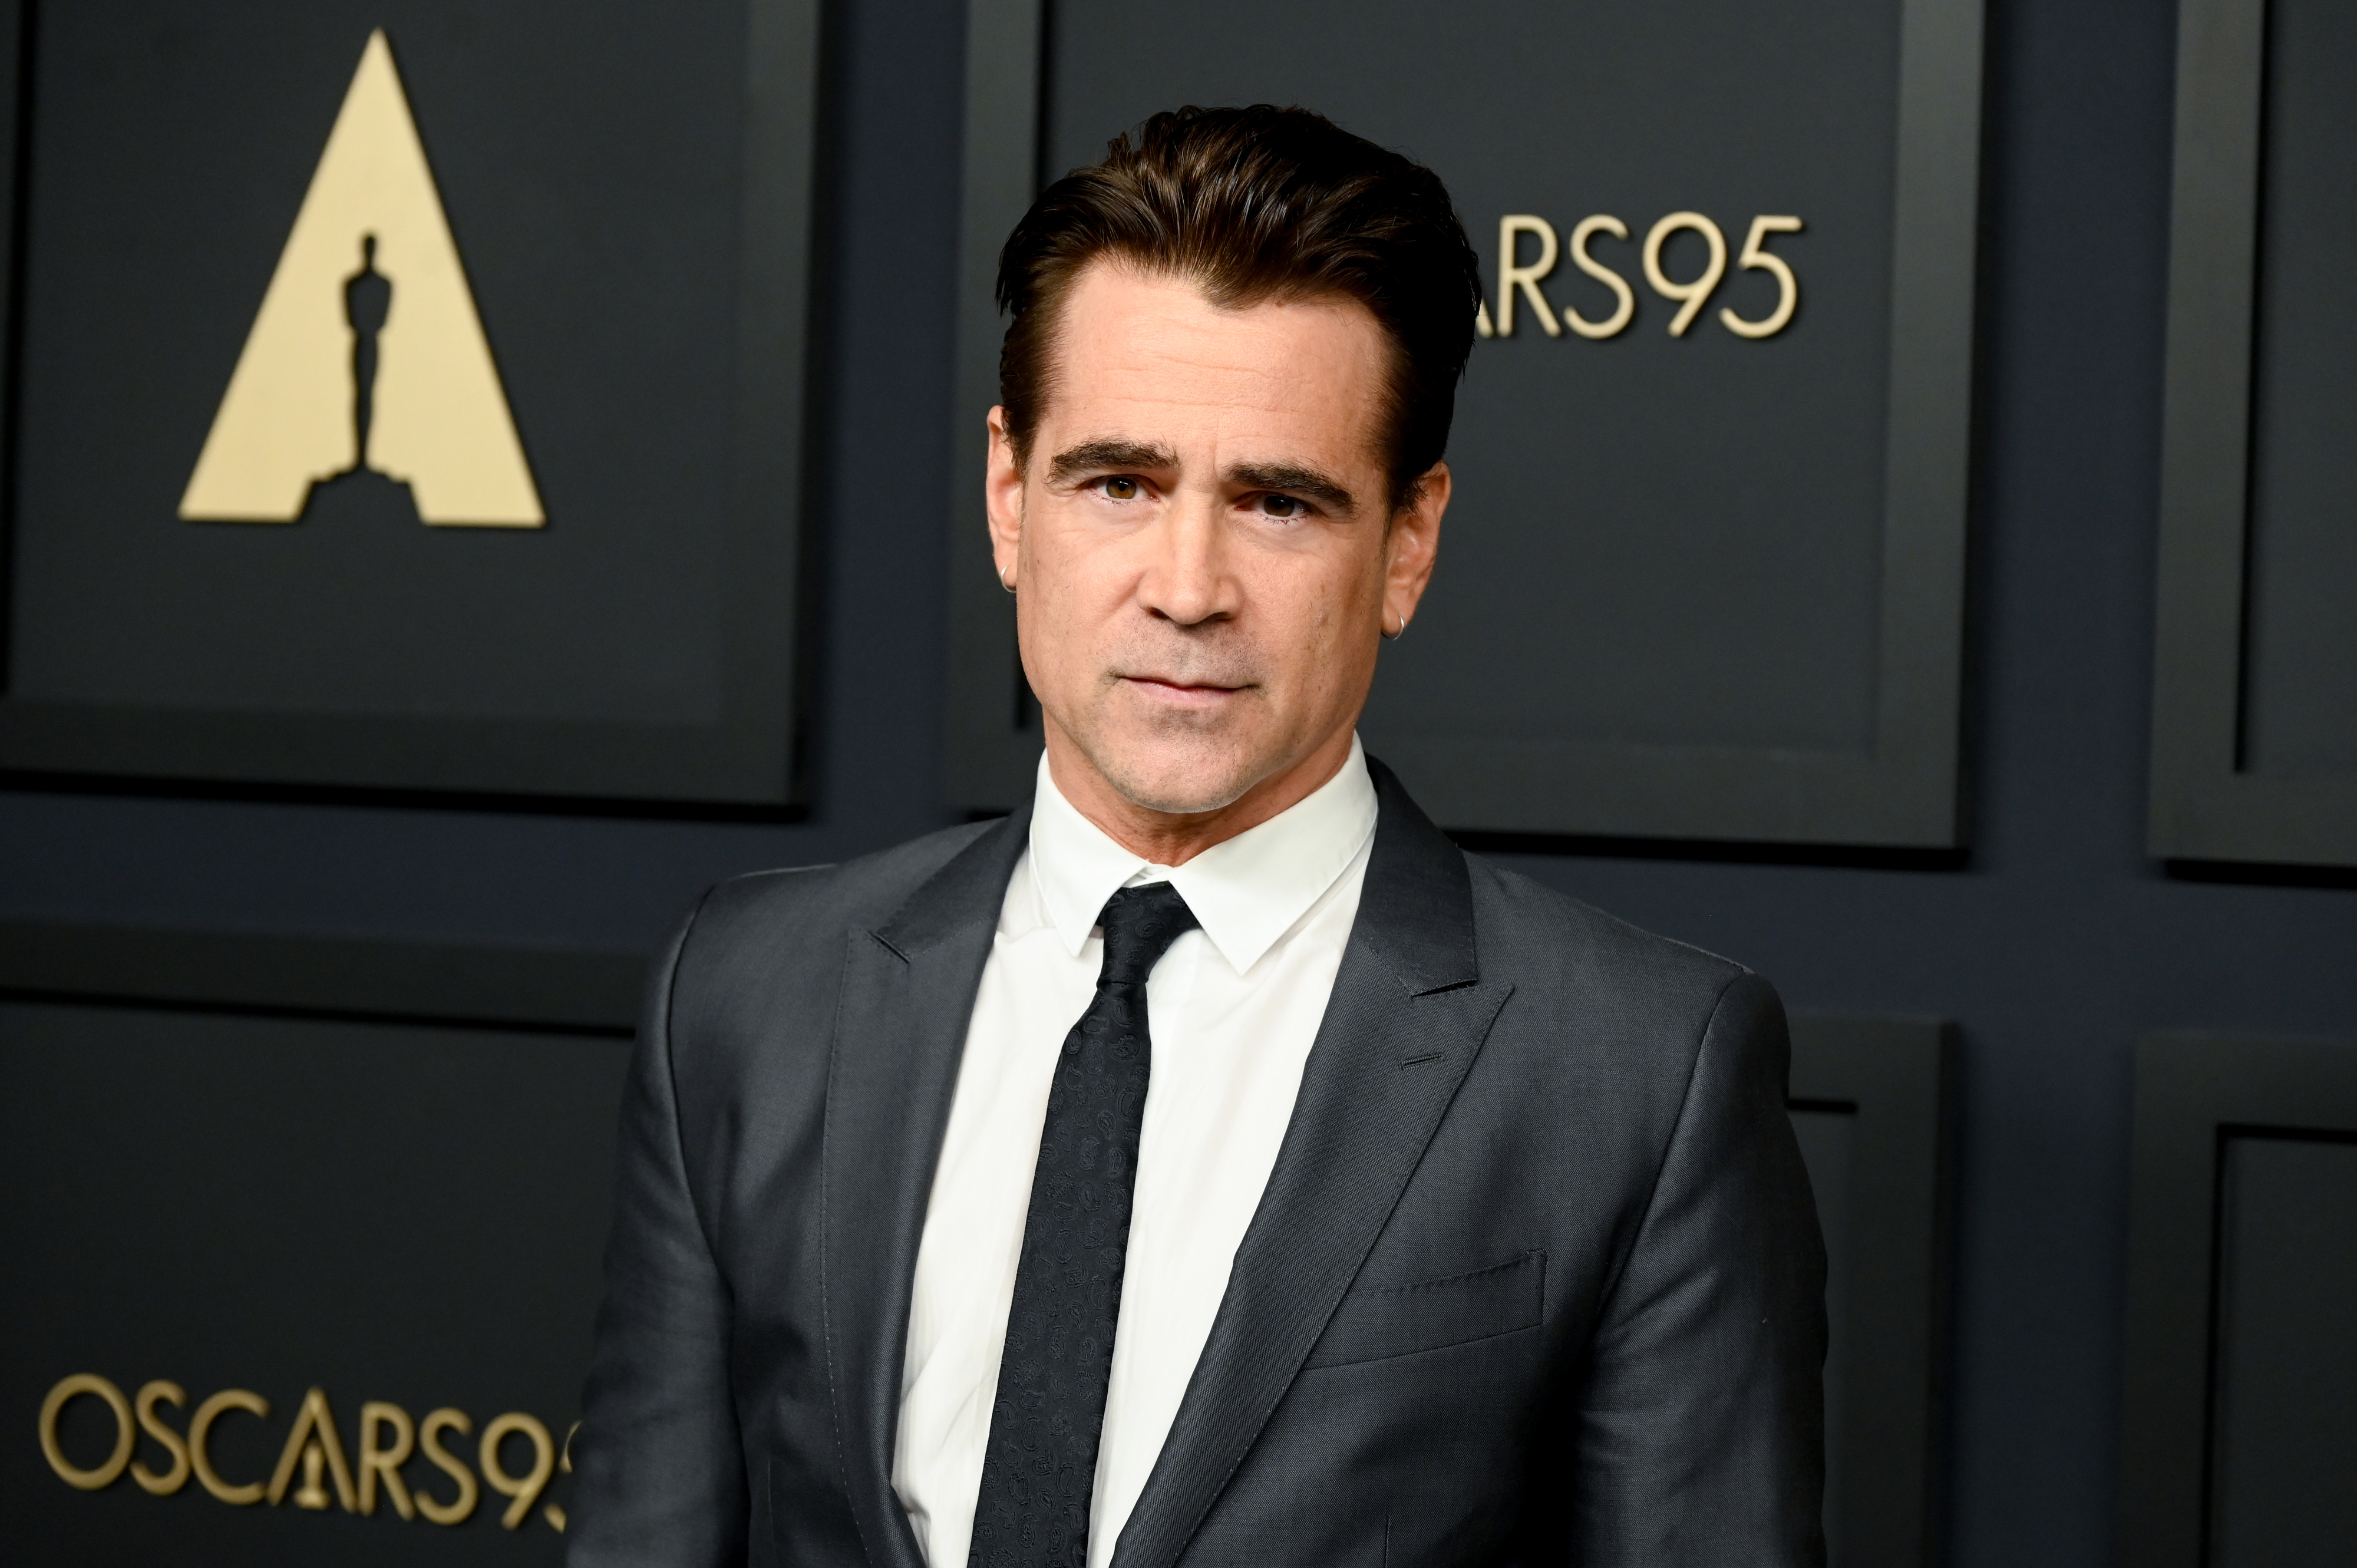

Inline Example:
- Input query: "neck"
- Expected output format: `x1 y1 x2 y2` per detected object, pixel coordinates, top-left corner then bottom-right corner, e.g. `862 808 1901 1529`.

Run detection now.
1042 724 1359 867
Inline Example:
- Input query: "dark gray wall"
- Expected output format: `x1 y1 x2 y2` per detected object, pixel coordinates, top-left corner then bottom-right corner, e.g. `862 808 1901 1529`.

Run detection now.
2207 1135 2357 1564
4 2 2355 1567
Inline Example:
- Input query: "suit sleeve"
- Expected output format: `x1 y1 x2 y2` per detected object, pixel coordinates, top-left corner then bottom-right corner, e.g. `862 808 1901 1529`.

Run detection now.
1566 971 1828 1567
567 902 748 1567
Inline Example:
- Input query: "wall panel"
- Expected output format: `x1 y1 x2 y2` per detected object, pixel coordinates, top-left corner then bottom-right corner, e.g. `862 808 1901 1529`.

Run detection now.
2206 1135 2357 1564
0 926 643 1565
2148 0 2357 864
1789 1014 1953 1568
2117 1033 2357 1567
0 2 820 804
945 0 1982 847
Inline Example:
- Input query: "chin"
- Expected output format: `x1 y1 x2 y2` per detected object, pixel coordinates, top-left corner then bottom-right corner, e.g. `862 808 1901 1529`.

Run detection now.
1091 732 1262 817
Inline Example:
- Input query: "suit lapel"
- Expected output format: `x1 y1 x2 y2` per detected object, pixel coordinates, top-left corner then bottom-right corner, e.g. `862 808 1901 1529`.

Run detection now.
1111 761 1512 1568
823 807 1031 1568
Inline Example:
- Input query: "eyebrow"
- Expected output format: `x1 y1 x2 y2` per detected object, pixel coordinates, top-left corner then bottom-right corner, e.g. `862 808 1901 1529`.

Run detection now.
1048 438 1178 483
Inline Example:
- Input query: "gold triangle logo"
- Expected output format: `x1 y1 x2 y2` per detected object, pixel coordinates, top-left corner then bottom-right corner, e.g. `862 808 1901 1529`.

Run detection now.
179 30 544 527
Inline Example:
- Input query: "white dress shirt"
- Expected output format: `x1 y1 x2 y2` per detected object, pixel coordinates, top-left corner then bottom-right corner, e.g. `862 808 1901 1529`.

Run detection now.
890 737 1379 1568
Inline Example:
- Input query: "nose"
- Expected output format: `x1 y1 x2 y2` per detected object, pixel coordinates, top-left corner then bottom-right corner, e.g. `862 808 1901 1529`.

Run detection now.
1138 489 1236 629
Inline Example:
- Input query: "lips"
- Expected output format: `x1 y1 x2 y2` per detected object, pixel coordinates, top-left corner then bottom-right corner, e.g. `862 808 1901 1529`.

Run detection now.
1117 674 1247 705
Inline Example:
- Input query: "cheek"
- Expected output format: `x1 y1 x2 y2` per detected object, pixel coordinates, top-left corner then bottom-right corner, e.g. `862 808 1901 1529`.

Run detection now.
1279 553 1378 667
1022 519 1131 652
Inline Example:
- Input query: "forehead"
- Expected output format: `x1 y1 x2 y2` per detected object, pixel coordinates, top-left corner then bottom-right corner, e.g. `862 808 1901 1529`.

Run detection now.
1042 262 1390 466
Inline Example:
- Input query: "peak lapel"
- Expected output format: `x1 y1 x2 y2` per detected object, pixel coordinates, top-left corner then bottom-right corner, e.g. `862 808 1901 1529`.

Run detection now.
1110 762 1512 1568
823 807 1031 1568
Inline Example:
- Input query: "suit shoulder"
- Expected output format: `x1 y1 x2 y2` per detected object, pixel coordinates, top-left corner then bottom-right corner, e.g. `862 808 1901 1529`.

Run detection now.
685 818 1001 955
1457 856 1789 1115
1462 851 1758 1014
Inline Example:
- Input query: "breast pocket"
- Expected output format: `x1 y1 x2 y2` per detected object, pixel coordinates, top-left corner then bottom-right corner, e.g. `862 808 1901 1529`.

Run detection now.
1303 1250 1546 1369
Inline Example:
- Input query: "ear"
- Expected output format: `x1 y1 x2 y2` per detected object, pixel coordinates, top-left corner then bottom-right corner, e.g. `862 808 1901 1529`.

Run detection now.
1381 461 1449 636
985 407 1025 590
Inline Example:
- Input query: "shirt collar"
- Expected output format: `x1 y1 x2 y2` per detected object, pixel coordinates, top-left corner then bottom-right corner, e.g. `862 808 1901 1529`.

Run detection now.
1027 735 1378 976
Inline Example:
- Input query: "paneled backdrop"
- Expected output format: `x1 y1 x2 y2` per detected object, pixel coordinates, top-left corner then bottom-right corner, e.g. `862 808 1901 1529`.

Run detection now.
3 0 2354 1564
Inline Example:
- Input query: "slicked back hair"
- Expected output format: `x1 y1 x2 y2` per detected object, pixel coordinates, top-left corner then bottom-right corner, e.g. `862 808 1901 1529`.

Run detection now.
995 104 1481 512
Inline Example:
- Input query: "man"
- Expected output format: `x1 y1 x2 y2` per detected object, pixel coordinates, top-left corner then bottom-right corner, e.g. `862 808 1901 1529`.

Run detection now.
571 105 1824 1568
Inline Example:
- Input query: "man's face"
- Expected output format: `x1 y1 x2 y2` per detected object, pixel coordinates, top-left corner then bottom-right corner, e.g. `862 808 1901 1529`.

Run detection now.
985 263 1445 819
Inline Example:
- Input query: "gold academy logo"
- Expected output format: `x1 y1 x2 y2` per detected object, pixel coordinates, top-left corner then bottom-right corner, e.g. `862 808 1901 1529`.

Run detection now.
179 31 543 528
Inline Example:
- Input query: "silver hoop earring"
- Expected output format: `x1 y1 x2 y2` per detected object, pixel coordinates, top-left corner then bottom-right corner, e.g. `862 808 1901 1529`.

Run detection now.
999 569 1016 595
1381 615 1407 642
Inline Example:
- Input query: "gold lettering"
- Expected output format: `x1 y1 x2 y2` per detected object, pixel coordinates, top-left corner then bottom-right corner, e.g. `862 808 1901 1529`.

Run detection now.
266 1387 357 1511
1721 215 1804 338
45 1373 569 1532
189 1388 271 1504
1564 216 1636 339
415 1407 479 1526
130 1380 192 1495
1496 216 1563 338
38 1374 134 1490
480 1411 555 1529
358 1401 417 1519
1642 212 1728 336
542 1419 578 1532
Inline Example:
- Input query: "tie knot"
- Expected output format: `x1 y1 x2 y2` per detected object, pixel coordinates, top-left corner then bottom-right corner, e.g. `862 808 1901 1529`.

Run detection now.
1094 882 1199 988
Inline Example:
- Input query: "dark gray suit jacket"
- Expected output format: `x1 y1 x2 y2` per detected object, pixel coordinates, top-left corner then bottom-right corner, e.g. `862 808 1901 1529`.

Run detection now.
569 762 1825 1567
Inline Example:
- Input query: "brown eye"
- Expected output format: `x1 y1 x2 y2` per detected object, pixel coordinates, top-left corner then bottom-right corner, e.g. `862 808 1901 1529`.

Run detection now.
1261 494 1302 517
1103 476 1139 500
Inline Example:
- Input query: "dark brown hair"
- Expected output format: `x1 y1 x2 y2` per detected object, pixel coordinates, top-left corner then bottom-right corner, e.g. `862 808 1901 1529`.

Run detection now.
996 104 1481 510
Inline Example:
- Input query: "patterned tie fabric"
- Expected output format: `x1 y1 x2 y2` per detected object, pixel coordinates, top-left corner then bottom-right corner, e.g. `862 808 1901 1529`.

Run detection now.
968 881 1200 1568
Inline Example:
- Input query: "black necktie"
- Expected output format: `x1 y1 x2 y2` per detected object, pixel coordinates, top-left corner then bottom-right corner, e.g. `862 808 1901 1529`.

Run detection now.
968 882 1200 1568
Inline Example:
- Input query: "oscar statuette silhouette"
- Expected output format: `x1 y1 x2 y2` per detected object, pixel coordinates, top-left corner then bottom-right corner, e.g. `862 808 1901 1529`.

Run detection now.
347 233 390 471
296 231 422 524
